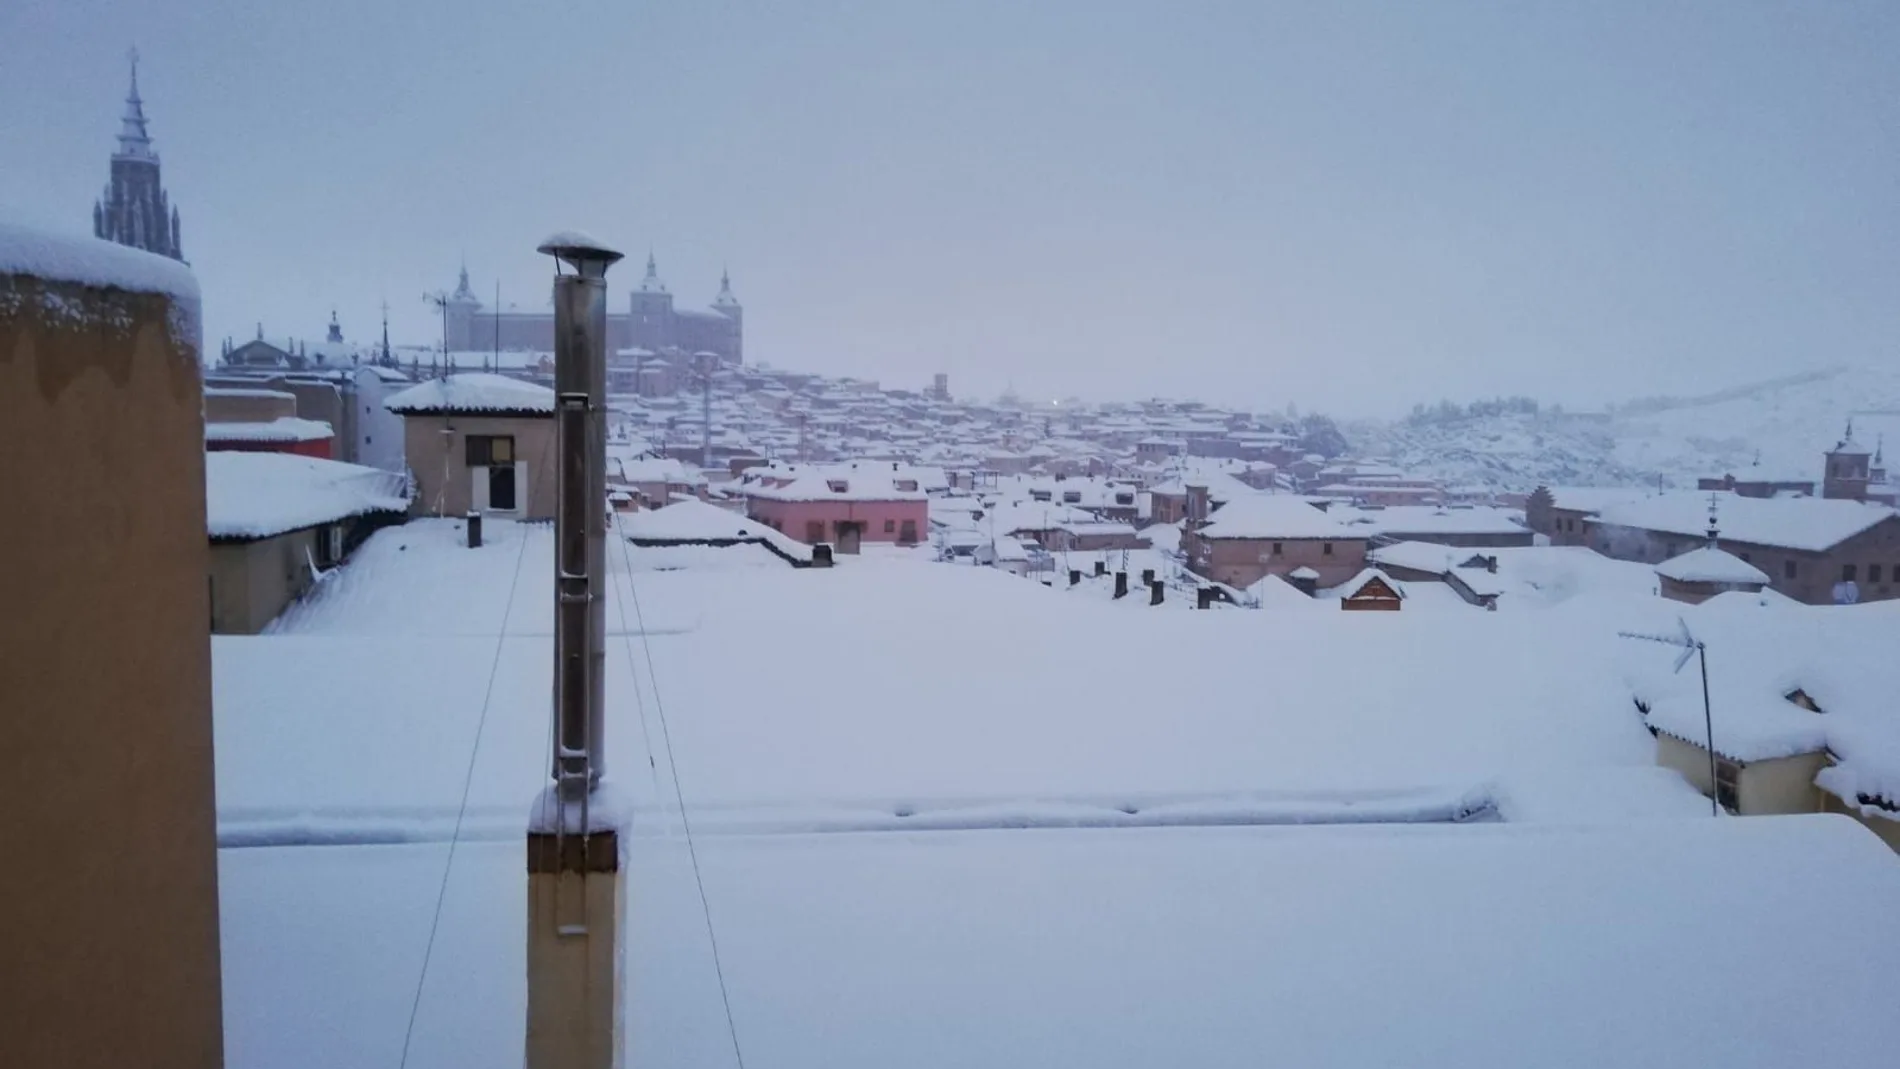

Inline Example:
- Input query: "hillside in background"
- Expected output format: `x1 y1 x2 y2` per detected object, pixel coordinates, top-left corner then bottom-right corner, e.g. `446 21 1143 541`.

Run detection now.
1346 365 1900 492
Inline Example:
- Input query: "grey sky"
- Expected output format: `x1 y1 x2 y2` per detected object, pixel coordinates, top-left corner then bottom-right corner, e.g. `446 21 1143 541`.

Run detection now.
3 1 1895 415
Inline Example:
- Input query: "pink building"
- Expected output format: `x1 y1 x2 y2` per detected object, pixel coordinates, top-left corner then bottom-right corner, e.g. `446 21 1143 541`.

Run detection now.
742 461 928 553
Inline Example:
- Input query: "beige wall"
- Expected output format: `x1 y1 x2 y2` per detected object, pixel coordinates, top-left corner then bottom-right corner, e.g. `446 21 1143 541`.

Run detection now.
209 528 323 634
204 386 295 422
403 412 557 520
1655 733 1827 815
1 272 225 1066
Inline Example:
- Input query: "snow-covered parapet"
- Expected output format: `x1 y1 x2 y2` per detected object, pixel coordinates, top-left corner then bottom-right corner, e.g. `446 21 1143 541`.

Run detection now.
0 216 198 302
1 216 200 351
384 372 555 415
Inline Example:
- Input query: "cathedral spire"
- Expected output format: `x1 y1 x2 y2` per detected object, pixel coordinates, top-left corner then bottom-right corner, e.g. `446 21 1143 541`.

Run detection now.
713 265 740 308
97 48 181 260
117 48 155 160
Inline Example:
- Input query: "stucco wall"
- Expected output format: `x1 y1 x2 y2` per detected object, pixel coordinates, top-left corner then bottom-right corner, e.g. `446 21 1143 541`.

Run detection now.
0 271 225 1067
204 387 294 422
403 412 557 520
209 527 323 634
1655 733 1826 815
746 497 928 546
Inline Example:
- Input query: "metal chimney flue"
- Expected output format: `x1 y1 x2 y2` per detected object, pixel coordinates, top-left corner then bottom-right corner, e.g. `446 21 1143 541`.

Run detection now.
540 232 623 804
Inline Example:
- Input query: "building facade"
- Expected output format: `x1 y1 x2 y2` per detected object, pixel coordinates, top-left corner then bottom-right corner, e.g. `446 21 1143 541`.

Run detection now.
2 224 223 1066
93 53 183 261
443 255 742 363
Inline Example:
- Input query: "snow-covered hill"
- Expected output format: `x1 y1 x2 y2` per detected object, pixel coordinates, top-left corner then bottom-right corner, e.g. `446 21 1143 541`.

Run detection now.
1350 365 1900 491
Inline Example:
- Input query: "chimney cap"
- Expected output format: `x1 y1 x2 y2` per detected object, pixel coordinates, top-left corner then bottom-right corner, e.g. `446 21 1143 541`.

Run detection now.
537 230 624 275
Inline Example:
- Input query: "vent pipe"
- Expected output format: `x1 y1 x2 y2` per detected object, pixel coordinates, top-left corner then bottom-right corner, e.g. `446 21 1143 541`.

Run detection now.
542 232 622 802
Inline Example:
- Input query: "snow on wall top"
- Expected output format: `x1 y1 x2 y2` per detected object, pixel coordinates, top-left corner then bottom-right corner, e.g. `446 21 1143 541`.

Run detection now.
206 452 411 540
205 386 296 401
0 216 198 302
1197 493 1350 540
1595 491 1895 552
1654 546 1770 585
205 417 334 443
383 372 555 415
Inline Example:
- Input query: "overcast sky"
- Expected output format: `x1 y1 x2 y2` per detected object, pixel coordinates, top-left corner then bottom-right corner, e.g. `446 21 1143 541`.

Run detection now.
3 1 1895 415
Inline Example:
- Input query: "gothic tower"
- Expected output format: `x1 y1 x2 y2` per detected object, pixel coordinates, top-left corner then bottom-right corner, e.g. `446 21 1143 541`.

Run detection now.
94 50 183 261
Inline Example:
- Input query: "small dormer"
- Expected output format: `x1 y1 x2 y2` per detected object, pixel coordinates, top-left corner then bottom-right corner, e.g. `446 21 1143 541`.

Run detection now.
1784 688 1823 714
1062 490 1082 504
1030 489 1052 502
827 479 849 493
895 479 918 492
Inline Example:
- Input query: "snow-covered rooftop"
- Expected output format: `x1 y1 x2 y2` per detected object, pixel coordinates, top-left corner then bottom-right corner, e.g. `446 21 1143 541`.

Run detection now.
1632 601 1900 803
0 216 198 302
1595 491 1894 552
1337 504 1527 537
384 372 556 415
1197 494 1349 540
205 452 410 540
1655 545 1771 585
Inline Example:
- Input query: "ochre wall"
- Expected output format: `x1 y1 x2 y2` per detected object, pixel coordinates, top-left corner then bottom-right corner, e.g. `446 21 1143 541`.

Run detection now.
0 272 225 1067
403 412 557 519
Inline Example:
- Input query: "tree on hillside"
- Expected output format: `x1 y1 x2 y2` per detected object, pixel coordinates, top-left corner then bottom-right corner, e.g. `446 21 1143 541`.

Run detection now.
1299 413 1349 458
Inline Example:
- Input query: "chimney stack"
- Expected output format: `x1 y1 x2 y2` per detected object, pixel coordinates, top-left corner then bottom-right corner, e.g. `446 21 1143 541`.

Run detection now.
1114 571 1128 599
466 510 483 548
1150 580 1165 606
527 231 624 1069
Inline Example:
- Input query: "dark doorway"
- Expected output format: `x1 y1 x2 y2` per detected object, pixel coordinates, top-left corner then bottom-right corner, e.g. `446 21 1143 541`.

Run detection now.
488 464 517 511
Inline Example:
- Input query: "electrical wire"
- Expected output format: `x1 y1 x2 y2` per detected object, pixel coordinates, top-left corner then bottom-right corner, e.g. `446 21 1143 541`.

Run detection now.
612 526 748 1069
